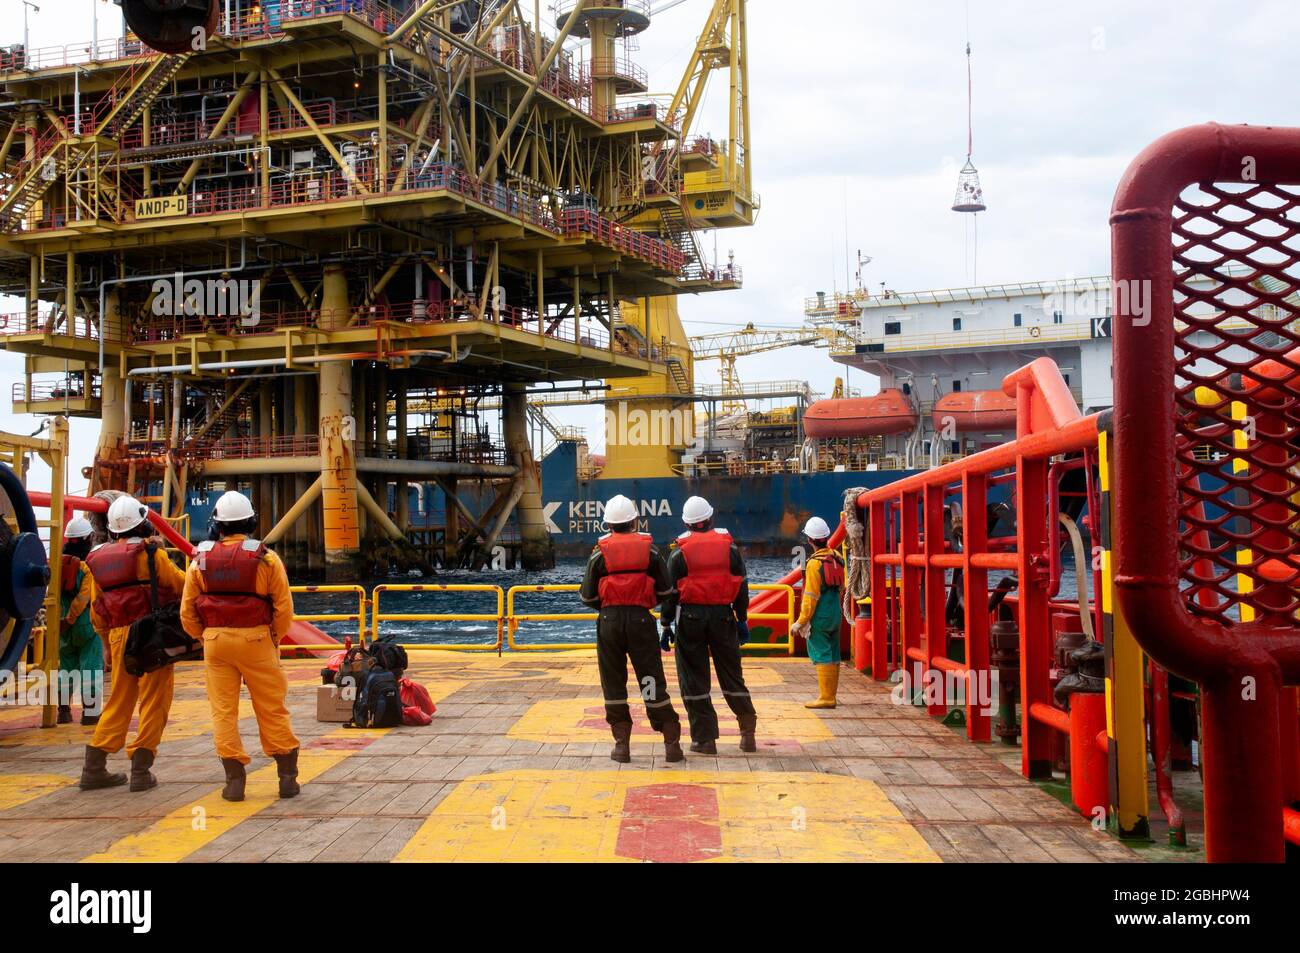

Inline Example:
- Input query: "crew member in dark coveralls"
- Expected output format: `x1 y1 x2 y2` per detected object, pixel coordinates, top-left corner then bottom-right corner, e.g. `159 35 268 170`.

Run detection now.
580 494 684 764
660 495 758 754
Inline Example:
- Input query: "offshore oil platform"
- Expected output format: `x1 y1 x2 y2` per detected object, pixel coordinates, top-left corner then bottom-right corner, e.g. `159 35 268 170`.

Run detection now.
0 0 753 578
0 0 1297 880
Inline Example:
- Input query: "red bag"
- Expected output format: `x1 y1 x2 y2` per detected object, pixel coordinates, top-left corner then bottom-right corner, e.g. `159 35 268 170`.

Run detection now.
399 677 436 726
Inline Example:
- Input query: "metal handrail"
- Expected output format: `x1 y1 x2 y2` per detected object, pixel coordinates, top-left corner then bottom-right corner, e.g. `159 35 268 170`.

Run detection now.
371 583 504 652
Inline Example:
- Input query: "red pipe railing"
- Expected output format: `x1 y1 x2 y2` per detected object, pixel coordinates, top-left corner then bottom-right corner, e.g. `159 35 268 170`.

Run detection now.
1111 122 1300 862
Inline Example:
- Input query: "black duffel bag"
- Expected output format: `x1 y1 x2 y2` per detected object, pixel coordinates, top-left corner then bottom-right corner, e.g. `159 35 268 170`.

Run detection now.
122 544 202 676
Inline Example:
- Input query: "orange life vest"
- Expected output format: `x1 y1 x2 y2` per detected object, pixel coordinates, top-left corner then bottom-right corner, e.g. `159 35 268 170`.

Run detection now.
676 529 743 606
597 532 657 608
194 539 274 628
86 540 171 629
60 554 83 594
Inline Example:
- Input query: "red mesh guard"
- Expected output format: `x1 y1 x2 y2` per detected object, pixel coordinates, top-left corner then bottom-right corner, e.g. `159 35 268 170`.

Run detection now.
1173 181 1300 626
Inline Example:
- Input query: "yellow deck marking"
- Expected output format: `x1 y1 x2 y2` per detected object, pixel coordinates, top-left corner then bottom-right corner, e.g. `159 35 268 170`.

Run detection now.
81 727 390 863
508 697 833 745
0 773 75 812
396 769 939 863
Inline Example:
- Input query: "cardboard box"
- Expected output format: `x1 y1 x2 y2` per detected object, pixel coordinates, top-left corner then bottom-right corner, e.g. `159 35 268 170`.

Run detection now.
316 683 354 723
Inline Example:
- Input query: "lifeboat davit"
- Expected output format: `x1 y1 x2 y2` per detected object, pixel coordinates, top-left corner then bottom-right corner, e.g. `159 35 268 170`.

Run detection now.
931 390 1017 432
803 389 917 438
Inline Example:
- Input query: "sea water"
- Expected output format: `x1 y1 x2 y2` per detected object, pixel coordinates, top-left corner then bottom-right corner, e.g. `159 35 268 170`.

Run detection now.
292 556 1083 647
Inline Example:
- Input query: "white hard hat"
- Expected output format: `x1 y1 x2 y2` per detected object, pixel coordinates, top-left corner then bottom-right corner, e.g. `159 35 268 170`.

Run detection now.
681 495 714 524
603 494 638 525
107 495 149 534
803 516 832 540
213 489 256 523
64 516 94 539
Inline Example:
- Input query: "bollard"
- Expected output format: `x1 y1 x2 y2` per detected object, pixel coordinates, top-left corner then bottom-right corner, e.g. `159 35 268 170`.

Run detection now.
1069 692 1108 819
852 614 871 674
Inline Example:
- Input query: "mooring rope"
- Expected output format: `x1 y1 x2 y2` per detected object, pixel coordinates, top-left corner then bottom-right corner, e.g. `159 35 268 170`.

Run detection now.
841 486 870 620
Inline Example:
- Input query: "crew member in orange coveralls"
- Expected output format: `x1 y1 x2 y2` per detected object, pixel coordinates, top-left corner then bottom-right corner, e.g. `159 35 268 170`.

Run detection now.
81 495 187 792
180 490 300 803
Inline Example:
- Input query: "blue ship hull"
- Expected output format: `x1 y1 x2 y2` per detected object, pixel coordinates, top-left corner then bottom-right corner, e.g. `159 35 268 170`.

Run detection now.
538 443 922 556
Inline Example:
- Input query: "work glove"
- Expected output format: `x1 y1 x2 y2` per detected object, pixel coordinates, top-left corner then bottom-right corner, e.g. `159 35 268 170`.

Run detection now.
791 620 810 639
735 620 750 646
659 624 675 652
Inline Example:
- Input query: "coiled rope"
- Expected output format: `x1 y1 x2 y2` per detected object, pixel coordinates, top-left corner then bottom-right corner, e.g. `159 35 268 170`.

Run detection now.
841 487 870 620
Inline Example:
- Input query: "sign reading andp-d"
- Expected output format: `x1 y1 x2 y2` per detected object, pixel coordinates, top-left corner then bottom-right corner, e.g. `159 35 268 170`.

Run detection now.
135 195 189 219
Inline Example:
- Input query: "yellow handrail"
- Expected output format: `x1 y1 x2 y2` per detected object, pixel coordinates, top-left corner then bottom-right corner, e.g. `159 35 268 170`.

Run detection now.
286 584 368 653
372 583 504 652
746 583 797 654
506 583 598 651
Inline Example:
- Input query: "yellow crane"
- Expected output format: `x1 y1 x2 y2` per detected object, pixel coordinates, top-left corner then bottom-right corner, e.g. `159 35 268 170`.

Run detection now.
688 323 848 415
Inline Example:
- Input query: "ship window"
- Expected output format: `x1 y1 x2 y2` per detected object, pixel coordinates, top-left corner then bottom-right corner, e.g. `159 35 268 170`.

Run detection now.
901 382 911 396
1053 310 1064 324
1013 312 1023 327
951 441 961 454
952 317 962 331
952 380 962 392
884 321 902 335
1063 374 1071 385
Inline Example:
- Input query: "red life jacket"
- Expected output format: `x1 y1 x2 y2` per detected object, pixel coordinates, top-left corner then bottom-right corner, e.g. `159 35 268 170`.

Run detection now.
194 538 274 628
86 540 168 629
597 532 658 608
676 529 742 605
60 555 82 594
816 550 845 589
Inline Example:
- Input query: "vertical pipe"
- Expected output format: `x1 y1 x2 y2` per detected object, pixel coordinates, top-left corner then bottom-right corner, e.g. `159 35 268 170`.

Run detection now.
900 490 921 703
1018 453 1053 779
1201 667 1286 862
962 470 991 741
503 381 554 570
869 498 888 679
94 290 126 491
318 266 361 581
922 483 946 716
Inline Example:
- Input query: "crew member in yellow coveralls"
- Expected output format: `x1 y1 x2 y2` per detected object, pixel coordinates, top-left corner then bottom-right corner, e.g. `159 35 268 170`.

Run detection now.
790 516 846 709
180 490 300 803
81 495 187 792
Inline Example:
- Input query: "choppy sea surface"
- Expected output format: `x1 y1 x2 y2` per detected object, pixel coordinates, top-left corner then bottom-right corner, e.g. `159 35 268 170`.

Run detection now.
291 556 1081 647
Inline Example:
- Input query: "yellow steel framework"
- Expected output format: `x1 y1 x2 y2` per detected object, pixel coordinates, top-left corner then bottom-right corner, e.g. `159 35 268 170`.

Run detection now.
0 0 754 577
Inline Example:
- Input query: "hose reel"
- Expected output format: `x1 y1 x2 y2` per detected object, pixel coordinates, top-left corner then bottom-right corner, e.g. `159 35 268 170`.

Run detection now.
0 462 50 673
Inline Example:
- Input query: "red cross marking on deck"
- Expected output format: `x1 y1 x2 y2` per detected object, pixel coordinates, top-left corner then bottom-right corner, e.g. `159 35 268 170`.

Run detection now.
615 783 723 863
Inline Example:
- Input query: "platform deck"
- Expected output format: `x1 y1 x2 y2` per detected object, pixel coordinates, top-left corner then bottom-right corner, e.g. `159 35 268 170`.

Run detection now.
0 655 1148 862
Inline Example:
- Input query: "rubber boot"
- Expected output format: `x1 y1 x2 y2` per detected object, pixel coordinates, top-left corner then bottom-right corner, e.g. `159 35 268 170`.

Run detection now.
662 720 685 763
805 663 839 709
129 749 158 792
689 739 717 754
738 712 758 753
220 759 247 802
274 749 300 798
79 745 127 791
609 723 632 763
56 705 72 725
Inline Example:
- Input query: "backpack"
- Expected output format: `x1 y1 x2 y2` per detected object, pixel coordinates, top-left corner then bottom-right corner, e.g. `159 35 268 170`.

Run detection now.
369 639 408 676
350 669 403 728
123 544 202 676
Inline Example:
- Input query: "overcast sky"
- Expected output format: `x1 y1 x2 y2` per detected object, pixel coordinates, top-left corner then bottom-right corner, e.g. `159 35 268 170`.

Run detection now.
1 0 1293 483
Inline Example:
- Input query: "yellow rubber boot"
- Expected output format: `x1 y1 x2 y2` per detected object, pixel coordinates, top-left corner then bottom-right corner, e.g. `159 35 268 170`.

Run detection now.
805 663 839 709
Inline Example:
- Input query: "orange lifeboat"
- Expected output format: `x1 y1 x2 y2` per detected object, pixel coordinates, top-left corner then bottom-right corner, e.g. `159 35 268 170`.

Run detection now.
931 390 1017 432
803 389 918 438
